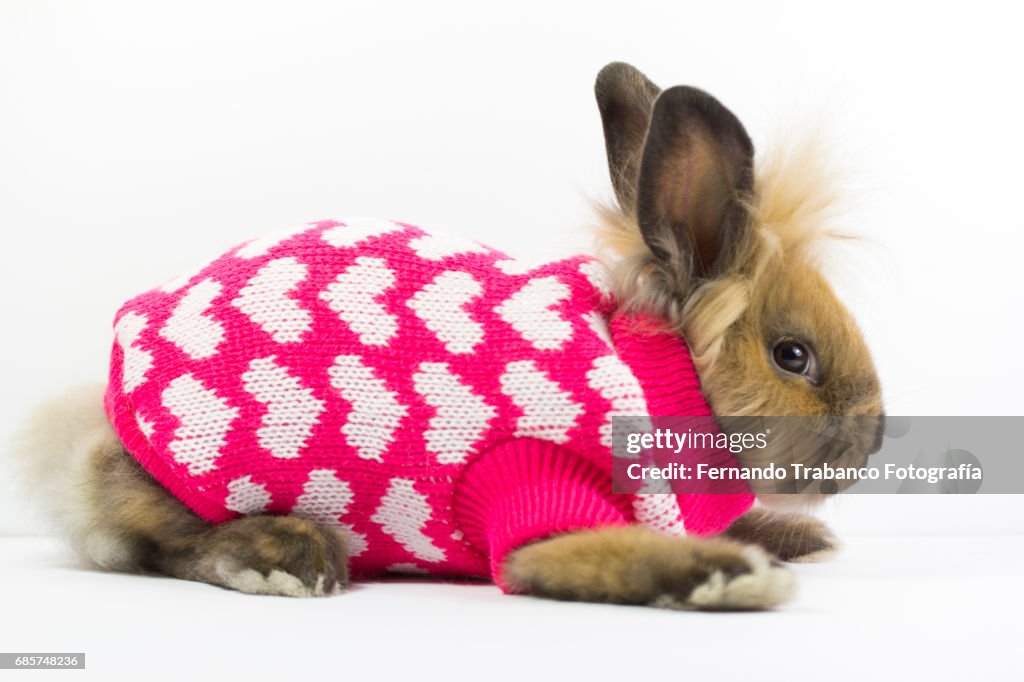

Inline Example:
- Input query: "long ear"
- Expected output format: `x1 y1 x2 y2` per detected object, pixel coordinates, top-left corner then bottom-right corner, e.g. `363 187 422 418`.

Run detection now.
636 85 754 277
595 62 661 212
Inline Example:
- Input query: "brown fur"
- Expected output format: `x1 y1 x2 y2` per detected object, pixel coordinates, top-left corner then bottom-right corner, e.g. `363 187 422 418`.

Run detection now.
723 508 838 562
87 439 349 596
504 526 794 610
595 111 883 505
11 385 347 596
595 62 661 212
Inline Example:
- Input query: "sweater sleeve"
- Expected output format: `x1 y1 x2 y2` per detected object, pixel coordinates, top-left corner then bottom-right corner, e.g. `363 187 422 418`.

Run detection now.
453 438 633 592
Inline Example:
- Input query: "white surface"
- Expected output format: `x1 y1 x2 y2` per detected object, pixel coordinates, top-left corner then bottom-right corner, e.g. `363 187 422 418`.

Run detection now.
1 534 1020 681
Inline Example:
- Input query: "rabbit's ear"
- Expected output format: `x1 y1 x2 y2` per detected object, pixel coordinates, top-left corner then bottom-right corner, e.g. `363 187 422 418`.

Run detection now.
595 62 661 212
636 85 754 277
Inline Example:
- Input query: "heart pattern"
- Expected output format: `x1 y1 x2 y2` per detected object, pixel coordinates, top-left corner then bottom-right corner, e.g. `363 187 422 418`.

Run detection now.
632 494 688 537
321 217 403 249
105 221 722 579
293 469 368 556
114 311 153 392
225 475 272 514
413 362 496 464
495 276 572 350
242 356 325 460
328 354 407 462
500 360 583 444
408 232 488 260
371 477 446 563
162 373 238 475
494 257 543 275
159 278 226 359
319 257 398 345
579 259 612 300
407 270 484 353
586 355 650 448
232 256 312 343
584 311 614 349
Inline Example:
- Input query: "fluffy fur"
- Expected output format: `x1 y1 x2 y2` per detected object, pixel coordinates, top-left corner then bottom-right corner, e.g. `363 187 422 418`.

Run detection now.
504 525 795 610
597 133 845 368
596 131 883 506
10 384 348 596
10 383 131 568
723 507 839 562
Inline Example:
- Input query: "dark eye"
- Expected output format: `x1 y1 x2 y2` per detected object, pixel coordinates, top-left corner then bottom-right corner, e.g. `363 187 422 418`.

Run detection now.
772 339 814 377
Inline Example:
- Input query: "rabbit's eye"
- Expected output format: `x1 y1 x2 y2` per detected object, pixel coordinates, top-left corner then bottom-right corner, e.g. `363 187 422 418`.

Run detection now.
772 339 814 377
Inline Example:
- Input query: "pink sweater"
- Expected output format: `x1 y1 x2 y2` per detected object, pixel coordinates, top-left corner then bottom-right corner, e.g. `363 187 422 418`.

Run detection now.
104 218 753 587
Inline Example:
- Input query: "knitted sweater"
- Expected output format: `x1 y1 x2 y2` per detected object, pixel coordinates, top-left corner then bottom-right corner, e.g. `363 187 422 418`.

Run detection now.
104 218 753 586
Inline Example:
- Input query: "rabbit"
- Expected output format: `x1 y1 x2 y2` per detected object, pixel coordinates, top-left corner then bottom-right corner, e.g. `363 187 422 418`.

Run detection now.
10 62 884 610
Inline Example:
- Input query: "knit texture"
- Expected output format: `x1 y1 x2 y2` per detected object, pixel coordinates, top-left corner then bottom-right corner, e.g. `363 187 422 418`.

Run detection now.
104 218 753 583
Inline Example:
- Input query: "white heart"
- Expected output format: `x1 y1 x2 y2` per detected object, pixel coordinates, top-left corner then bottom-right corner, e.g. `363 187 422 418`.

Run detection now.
584 311 614 349
114 311 154 392
225 475 273 514
232 256 312 343
371 478 446 563
319 257 398 346
162 374 238 476
407 271 484 354
159 278 226 359
413 362 496 464
321 217 404 249
495 276 573 350
633 494 688 537
242 356 325 460
579 260 613 300
586 355 651 448
494 258 545 275
499 360 583 444
408 232 488 260
328 355 408 462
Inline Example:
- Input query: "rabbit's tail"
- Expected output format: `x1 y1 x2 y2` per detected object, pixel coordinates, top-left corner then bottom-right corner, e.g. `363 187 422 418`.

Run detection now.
7 383 137 567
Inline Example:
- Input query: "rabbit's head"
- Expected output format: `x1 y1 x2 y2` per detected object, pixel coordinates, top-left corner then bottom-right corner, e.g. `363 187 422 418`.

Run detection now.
594 62 884 507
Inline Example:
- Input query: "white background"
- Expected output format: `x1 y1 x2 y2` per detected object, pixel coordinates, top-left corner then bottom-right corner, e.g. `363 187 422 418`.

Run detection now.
2 0 1022 536
0 3 1022 680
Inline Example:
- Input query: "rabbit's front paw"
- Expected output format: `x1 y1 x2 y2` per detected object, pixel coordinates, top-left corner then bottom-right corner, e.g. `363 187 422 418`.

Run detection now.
504 526 795 610
785 523 840 563
725 508 840 563
653 543 796 611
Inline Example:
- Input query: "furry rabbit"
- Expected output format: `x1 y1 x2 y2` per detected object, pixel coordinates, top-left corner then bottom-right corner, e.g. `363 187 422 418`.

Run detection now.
11 62 883 610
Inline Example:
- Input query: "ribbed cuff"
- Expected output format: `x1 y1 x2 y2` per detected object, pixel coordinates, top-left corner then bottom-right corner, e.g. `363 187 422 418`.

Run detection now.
609 313 713 418
453 438 632 591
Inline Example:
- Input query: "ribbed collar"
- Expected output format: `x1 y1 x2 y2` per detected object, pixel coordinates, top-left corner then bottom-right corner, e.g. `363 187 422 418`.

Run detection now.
608 310 754 535
608 312 713 418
